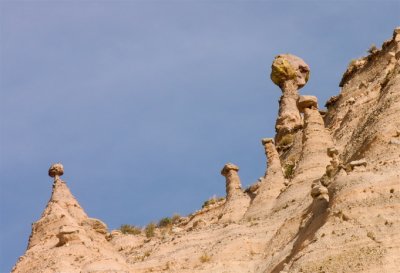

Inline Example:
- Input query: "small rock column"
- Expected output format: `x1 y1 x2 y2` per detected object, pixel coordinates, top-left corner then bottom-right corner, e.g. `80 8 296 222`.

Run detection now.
293 96 333 184
262 138 283 179
220 163 250 222
221 163 242 200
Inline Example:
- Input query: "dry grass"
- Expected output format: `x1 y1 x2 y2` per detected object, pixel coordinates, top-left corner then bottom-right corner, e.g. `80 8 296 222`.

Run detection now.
199 253 211 263
119 224 142 235
278 134 294 146
145 223 156 238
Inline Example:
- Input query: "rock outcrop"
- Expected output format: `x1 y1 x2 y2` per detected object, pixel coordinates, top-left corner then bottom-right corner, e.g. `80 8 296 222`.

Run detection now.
12 164 130 273
219 163 251 222
12 28 400 273
244 138 285 219
271 54 310 142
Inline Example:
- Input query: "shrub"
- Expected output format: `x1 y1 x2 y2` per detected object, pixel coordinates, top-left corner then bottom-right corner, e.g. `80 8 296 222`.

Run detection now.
367 44 378 54
119 224 141 235
202 198 216 208
202 196 225 209
349 59 357 67
278 134 294 146
199 253 211 263
283 162 295 179
171 213 181 224
158 217 172 228
145 222 156 238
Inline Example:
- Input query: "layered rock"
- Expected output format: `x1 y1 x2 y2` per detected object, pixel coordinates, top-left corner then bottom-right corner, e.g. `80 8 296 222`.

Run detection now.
219 163 250 222
12 164 129 273
244 138 285 219
271 54 310 142
12 28 400 273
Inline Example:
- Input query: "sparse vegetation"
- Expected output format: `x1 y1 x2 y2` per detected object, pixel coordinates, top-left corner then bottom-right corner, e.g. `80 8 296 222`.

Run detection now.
202 198 216 208
145 222 156 238
199 253 211 263
158 217 172 228
119 224 142 235
171 214 181 224
138 250 152 261
202 196 224 209
367 44 378 54
367 231 376 241
349 59 358 67
283 162 295 179
278 134 294 146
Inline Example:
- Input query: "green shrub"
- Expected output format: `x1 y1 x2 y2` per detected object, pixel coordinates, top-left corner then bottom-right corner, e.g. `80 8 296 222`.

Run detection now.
119 224 141 235
283 162 295 179
202 198 216 208
158 217 172 228
145 222 156 238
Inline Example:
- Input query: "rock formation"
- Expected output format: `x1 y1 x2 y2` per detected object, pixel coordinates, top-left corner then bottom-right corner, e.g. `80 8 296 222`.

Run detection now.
271 54 310 142
244 138 285 219
219 163 250 222
12 28 400 273
12 164 130 273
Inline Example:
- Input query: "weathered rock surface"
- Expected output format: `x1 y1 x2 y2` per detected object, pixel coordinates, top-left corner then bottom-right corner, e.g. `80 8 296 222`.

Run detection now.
12 28 400 273
271 54 310 141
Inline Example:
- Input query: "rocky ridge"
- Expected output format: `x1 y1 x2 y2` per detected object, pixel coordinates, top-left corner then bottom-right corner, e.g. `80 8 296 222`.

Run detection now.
11 28 400 273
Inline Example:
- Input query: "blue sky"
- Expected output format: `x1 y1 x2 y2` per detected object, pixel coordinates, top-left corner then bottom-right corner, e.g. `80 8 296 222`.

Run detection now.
0 1 398 272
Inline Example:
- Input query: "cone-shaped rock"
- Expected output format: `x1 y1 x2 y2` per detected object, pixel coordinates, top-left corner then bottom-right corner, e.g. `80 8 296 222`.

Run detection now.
244 138 285 219
12 164 129 273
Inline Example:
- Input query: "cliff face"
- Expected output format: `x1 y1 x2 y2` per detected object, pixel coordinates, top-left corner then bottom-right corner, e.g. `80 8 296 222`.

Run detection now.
12 28 400 273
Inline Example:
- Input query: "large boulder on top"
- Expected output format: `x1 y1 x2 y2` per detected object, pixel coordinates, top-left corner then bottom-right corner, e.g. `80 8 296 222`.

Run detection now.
271 54 310 89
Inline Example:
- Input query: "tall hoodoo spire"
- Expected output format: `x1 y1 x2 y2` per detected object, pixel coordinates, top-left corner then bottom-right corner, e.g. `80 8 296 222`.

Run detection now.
271 54 310 141
293 95 333 184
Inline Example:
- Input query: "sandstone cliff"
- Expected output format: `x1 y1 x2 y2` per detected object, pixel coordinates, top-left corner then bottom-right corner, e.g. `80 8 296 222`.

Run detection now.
12 28 400 273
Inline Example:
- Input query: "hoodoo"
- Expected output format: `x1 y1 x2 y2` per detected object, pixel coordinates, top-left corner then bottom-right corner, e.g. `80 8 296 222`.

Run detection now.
12 164 129 273
219 163 250 222
11 28 400 273
271 54 310 142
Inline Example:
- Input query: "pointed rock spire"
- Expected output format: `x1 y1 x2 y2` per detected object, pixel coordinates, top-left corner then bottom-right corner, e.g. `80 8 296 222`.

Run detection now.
12 163 129 273
244 138 285 219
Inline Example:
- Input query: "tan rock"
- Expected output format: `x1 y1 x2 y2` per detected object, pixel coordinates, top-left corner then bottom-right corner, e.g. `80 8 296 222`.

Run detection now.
56 226 82 246
48 163 64 179
219 163 250 222
82 218 108 235
349 159 367 169
311 185 328 198
327 147 339 157
297 95 318 113
271 54 310 139
244 138 285 219
12 28 400 273
221 163 241 199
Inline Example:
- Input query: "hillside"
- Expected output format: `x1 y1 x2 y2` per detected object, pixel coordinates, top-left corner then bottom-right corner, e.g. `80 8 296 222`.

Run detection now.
11 27 400 273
